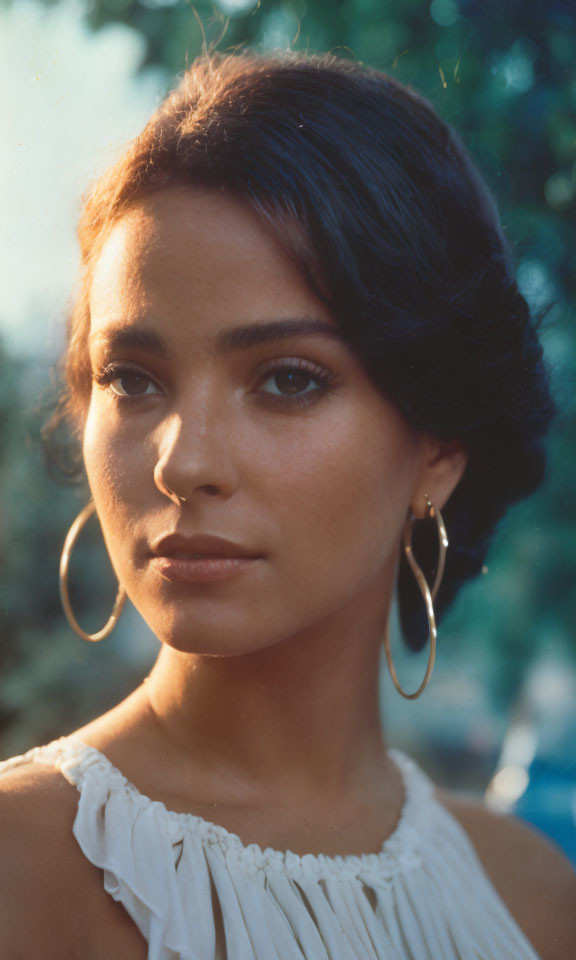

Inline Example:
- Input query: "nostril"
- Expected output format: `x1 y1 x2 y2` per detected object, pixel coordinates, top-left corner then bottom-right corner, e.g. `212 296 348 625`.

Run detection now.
199 485 220 496
164 483 221 502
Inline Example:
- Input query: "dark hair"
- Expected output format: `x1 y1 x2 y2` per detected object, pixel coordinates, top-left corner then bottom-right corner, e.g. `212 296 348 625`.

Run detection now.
43 49 557 652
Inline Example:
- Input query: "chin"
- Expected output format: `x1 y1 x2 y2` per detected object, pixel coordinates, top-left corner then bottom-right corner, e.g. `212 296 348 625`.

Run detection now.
160 636 259 658
145 613 283 659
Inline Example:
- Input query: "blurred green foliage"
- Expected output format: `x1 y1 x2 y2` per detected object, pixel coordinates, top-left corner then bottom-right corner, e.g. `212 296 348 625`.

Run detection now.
1 0 574 758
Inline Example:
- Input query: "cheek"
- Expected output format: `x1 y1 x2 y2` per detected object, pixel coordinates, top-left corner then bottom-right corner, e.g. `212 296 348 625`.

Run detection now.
81 400 146 557
83 399 144 496
260 405 417 579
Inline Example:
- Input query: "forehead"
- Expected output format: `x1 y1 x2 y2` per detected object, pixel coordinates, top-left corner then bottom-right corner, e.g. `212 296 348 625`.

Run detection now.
90 188 319 304
88 187 339 353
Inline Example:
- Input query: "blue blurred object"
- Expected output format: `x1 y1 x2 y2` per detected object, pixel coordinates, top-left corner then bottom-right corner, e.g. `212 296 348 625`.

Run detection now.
511 756 576 866
484 656 576 867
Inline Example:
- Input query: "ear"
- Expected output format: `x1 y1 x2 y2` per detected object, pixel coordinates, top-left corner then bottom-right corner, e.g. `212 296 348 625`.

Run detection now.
411 436 468 520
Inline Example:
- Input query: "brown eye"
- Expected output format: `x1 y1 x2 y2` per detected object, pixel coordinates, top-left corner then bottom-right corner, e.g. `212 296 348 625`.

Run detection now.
92 363 161 400
259 363 330 398
267 369 315 395
111 371 153 397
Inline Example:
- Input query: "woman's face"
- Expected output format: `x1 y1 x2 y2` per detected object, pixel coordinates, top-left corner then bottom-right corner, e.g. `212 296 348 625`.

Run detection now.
83 186 451 656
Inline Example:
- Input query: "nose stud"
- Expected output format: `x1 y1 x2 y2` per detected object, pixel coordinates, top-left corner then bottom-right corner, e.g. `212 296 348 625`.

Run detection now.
166 487 188 503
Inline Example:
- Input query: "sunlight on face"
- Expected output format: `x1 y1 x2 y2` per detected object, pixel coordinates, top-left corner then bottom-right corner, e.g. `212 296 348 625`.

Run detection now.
83 186 427 656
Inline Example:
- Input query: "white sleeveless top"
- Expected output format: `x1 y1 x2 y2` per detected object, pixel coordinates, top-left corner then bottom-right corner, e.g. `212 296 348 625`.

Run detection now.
0 735 541 960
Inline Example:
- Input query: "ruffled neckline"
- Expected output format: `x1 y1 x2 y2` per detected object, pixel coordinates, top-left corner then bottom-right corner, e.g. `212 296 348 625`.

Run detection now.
33 734 434 881
5 735 543 959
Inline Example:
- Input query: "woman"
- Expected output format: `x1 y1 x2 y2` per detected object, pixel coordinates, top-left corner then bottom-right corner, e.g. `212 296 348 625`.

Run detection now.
1 49 574 959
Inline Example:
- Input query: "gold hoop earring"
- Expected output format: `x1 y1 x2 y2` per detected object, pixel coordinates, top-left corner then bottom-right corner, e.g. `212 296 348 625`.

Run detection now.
59 499 126 642
384 494 448 700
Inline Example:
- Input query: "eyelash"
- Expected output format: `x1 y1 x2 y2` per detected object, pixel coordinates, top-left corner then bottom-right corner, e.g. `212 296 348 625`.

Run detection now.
91 359 338 411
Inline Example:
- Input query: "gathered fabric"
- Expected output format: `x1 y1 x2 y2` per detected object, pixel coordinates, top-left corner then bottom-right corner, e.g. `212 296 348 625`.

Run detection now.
0 736 540 959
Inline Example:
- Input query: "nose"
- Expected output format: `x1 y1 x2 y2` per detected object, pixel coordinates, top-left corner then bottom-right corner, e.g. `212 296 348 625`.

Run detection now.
153 407 241 506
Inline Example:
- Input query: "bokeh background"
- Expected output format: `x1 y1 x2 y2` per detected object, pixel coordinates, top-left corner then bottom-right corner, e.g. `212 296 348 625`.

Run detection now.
1 0 575 861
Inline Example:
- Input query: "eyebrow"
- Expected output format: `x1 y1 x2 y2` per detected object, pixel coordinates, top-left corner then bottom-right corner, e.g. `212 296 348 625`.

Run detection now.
88 318 347 356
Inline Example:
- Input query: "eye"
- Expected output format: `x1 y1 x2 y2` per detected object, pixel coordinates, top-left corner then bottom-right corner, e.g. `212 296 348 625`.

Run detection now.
92 363 161 399
256 359 337 408
260 367 321 396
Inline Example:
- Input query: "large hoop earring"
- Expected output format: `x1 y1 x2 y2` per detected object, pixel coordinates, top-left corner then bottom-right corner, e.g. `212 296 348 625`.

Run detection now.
59 499 126 642
383 494 448 700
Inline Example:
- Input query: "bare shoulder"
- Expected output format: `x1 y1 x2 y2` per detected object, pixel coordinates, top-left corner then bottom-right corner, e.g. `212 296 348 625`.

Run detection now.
0 759 146 959
0 761 84 955
0 759 79 858
436 785 576 960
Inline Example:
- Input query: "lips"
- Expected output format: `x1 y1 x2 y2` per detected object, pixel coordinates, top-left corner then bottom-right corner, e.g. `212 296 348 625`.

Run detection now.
150 532 262 560
149 533 263 585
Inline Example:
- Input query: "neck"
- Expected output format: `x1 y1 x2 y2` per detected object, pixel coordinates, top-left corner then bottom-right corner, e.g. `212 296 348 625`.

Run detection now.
143 592 392 806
